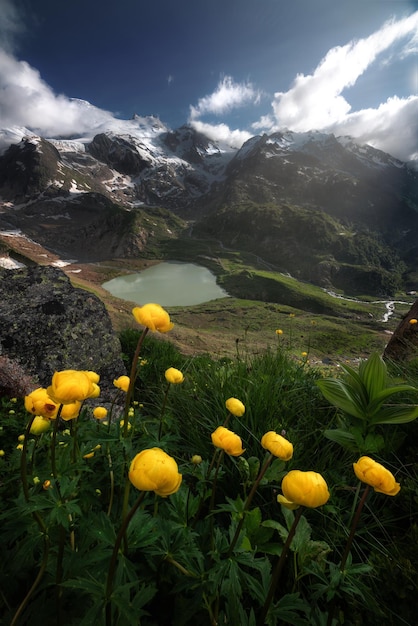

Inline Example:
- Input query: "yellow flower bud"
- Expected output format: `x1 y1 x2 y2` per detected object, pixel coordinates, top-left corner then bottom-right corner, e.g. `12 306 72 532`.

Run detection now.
83 452 95 459
261 431 293 461
120 420 132 431
275 329 283 335
0 449 5 457
225 397 245 417
191 454 203 465
211 426 245 456
129 448 182 497
353 456 400 496
43 480 52 490
30 416 51 435
16 443 24 451
409 318 417 325
165 367 184 384
33 476 40 485
18 434 25 442
113 375 130 392
132 303 174 333
278 470 330 509
93 406 108 420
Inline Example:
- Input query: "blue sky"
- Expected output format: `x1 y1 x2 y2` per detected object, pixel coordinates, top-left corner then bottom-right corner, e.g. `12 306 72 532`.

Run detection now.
0 0 417 162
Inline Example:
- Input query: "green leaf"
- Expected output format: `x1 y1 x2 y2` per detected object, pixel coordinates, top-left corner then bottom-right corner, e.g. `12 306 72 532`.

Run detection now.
316 379 366 419
367 384 418 415
358 353 387 401
323 429 358 451
369 404 418 424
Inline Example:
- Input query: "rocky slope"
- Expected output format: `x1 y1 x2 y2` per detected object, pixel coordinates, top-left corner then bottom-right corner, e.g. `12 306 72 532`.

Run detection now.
0 120 417 296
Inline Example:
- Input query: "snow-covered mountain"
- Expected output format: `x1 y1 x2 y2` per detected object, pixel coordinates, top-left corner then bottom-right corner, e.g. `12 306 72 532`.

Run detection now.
0 118 417 295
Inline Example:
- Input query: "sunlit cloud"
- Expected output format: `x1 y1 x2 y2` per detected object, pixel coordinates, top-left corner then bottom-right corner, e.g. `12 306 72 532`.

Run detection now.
254 11 418 162
189 119 252 148
0 49 115 138
189 75 260 120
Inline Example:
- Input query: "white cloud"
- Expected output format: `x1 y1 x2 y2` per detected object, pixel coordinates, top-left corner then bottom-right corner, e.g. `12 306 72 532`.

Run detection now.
189 75 260 120
189 119 252 149
257 11 418 162
0 49 115 138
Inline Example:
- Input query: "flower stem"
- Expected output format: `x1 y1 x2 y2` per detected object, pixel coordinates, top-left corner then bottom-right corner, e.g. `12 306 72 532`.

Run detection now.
158 382 170 440
105 491 146 626
227 453 274 557
326 484 371 626
50 405 63 481
124 327 148 437
258 507 303 626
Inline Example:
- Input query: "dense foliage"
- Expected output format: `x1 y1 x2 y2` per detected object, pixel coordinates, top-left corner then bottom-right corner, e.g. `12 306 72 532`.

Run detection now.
0 314 417 625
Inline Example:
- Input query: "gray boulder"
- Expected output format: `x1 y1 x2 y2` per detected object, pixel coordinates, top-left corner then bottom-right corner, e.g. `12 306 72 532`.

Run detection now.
0 265 126 397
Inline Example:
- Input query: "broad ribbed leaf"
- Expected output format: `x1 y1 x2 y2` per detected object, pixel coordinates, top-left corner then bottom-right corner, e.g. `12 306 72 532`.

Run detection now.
367 384 418 416
369 404 418 424
323 429 358 451
359 353 387 401
316 378 366 419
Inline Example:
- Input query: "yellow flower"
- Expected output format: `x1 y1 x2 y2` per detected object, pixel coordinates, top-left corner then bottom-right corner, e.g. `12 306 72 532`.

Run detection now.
261 431 293 461
191 454 202 465
165 367 184 384
43 480 52 490
30 416 51 435
132 303 174 333
353 456 400 496
211 426 245 456
33 476 40 485
120 419 132 431
18 434 25 442
0 450 5 457
47 370 100 404
409 318 417 325
60 401 82 421
93 406 108 420
16 443 24 451
277 470 330 509
24 388 58 419
225 397 245 417
129 448 182 497
113 375 130 392
276 329 283 335
301 351 308 357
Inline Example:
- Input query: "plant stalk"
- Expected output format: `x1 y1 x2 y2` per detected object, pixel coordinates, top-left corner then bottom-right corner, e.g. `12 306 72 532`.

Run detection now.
258 506 303 625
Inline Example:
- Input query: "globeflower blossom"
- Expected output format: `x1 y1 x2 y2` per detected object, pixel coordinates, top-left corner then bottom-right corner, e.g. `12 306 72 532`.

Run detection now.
165 367 184 384
353 456 400 496
132 303 174 333
24 388 58 419
129 448 182 497
211 426 245 456
113 375 130 392
47 369 100 404
261 431 293 461
277 470 330 509
225 397 245 417
60 401 82 421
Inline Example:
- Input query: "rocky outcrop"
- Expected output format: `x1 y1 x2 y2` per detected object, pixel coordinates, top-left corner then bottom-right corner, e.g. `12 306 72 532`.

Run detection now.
0 265 126 397
87 133 151 176
383 300 418 361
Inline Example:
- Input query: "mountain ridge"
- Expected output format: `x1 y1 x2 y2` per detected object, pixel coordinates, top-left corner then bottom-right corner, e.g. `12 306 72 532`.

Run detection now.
0 120 417 297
